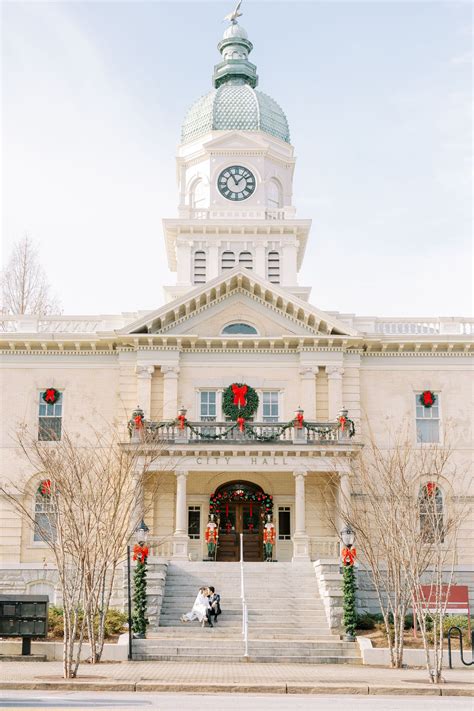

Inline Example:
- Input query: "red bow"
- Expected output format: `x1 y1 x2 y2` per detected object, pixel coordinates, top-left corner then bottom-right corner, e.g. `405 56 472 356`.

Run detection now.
248 523 254 532
44 389 57 404
342 547 357 566
422 391 434 407
237 417 245 432
134 415 143 429
40 480 51 496
232 384 248 408
338 416 347 432
225 521 232 533
295 413 304 429
177 414 186 430
132 544 149 563
425 482 437 497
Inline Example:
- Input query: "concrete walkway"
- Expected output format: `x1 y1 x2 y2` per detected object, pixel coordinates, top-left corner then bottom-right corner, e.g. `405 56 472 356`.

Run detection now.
0 660 472 696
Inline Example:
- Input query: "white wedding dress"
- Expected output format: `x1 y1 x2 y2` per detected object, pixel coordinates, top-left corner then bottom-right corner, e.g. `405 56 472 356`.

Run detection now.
181 591 210 623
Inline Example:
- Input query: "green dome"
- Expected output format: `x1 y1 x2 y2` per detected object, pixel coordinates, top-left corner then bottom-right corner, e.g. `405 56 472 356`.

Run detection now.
181 83 290 144
181 20 291 145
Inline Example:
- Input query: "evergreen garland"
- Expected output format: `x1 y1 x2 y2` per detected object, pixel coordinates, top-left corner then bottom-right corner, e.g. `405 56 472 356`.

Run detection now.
132 558 148 636
342 563 357 639
222 383 259 420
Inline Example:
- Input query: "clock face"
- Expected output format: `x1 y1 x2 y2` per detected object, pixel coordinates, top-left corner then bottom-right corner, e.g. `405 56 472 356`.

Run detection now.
217 166 256 201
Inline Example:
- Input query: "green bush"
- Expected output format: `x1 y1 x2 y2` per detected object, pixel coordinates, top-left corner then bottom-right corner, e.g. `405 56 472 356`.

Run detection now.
47 607 127 640
443 615 469 639
356 613 376 630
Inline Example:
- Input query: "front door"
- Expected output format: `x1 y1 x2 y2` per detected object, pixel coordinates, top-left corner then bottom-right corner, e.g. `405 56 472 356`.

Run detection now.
216 502 263 562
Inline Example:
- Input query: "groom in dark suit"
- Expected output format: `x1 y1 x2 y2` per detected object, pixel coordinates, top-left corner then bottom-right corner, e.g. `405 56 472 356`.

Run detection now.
206 586 221 625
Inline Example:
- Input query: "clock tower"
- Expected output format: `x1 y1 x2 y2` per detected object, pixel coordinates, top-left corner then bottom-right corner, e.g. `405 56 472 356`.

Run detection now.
163 16 312 302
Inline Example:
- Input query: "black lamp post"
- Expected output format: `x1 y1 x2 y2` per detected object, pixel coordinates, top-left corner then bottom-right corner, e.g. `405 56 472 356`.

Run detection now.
127 519 150 661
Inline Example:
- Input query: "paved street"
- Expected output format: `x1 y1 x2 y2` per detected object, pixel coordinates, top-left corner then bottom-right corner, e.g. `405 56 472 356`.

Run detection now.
0 692 473 711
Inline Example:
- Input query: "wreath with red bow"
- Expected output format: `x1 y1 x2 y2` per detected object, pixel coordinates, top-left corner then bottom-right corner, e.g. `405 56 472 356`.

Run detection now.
419 391 436 408
42 389 61 405
37 479 52 497
222 383 259 421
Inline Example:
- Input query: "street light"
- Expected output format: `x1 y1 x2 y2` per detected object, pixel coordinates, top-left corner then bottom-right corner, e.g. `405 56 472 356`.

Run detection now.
127 518 150 661
340 525 355 549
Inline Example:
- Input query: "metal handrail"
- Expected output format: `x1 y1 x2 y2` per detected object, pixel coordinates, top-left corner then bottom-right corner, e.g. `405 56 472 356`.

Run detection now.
240 533 249 658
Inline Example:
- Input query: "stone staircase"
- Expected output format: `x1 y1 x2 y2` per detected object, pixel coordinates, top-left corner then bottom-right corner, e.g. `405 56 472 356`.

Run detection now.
133 561 360 663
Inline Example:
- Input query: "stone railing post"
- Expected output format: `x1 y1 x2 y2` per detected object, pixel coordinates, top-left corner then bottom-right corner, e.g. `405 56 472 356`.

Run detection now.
292 469 310 561
172 470 189 559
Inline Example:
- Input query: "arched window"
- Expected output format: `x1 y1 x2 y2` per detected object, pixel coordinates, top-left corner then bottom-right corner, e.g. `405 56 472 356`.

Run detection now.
267 179 282 209
419 483 444 543
34 488 56 543
222 323 258 335
221 251 236 271
193 250 206 284
239 251 253 270
190 179 207 208
267 251 280 284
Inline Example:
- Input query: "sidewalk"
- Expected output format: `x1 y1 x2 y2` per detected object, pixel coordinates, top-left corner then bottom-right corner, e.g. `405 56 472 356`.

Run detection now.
0 660 472 696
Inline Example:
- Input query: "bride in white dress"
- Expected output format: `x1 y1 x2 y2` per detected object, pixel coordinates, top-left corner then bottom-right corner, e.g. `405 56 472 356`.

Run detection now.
180 587 211 626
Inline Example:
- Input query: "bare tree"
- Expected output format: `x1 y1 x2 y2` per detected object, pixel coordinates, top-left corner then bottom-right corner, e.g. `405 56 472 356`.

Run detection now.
326 426 469 677
1 425 167 678
1 236 61 315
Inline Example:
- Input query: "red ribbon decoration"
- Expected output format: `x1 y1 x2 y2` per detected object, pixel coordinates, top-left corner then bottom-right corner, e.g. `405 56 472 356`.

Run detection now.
132 544 149 563
248 523 254 532
338 416 346 432
425 482 438 497
232 384 248 408
225 521 232 533
44 389 57 404
237 416 245 432
249 503 253 517
295 413 304 429
225 503 229 518
341 547 357 566
177 415 186 430
134 415 143 429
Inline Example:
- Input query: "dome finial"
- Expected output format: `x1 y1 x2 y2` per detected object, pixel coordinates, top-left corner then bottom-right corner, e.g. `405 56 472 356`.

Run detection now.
223 0 243 25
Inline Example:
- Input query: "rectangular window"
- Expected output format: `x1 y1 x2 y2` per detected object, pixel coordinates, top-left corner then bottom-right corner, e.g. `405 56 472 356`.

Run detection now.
200 391 217 421
278 506 291 540
415 394 440 443
38 393 62 441
188 506 201 539
262 391 279 422
34 495 57 543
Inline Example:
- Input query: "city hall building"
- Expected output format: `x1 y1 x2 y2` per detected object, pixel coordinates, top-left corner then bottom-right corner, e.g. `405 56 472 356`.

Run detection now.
1 16 472 616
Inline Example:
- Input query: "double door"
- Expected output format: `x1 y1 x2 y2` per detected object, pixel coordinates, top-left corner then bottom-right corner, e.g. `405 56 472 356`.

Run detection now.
216 502 263 562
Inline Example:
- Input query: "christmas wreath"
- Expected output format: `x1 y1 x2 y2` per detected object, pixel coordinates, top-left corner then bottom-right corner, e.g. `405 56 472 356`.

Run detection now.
37 479 52 497
209 490 273 518
419 391 436 408
42 388 61 405
222 383 259 421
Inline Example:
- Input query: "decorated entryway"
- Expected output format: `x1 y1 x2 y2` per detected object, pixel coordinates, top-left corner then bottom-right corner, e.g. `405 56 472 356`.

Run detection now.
210 481 273 562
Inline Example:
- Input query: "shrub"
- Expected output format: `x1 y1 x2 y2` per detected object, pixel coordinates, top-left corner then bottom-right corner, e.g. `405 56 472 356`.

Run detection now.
47 607 127 640
356 613 376 630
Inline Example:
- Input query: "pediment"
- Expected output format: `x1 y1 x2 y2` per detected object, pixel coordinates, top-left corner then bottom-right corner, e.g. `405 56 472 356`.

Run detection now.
202 131 270 152
119 269 358 338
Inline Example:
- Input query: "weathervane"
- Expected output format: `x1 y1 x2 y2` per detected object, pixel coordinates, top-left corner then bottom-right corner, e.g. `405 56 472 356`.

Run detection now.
224 0 243 25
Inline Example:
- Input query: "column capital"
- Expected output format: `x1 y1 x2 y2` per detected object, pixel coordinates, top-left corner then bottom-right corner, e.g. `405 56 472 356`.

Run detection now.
326 365 344 379
299 366 319 378
293 468 308 479
175 469 189 479
136 365 154 378
161 365 180 378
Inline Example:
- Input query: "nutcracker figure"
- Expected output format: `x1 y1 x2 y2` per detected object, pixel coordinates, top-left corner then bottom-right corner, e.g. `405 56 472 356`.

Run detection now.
205 514 219 559
263 514 276 561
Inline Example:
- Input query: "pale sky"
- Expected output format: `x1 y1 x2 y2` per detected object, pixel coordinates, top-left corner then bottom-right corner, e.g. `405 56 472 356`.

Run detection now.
2 1 472 317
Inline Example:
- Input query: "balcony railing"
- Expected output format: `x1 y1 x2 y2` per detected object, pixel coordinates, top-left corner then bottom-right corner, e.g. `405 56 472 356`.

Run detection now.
130 420 353 445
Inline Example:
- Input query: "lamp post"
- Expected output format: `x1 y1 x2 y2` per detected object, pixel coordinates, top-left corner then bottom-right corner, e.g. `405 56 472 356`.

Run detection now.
127 519 150 661
340 525 357 642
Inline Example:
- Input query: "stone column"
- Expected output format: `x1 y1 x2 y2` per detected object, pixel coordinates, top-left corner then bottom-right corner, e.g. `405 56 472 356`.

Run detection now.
161 365 180 420
292 469 310 561
326 366 344 420
299 366 318 420
136 365 154 419
172 470 189 559
336 470 352 540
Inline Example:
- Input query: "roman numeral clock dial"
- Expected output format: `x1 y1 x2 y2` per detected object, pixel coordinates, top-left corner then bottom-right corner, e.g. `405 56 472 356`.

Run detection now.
217 165 256 201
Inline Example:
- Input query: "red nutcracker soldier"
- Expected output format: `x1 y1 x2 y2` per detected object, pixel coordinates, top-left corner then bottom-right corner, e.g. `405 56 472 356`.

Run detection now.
205 514 219 559
263 514 276 561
